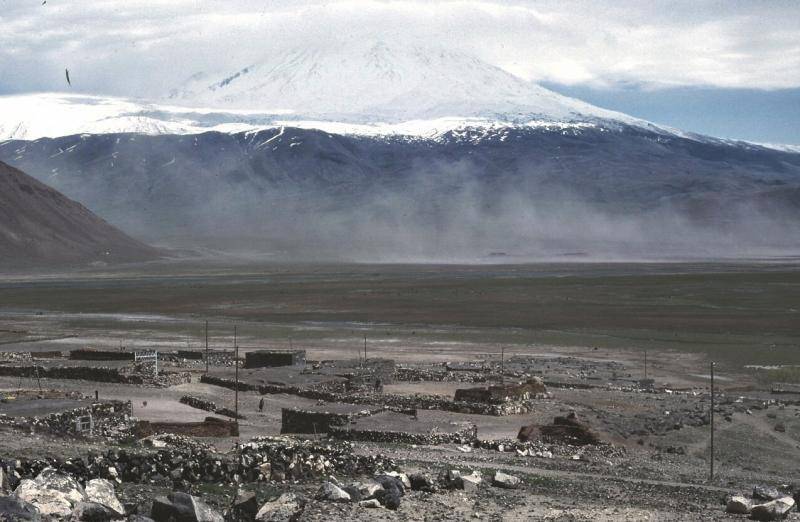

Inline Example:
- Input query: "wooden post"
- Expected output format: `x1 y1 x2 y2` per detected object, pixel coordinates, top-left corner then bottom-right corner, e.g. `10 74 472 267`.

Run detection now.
709 361 715 482
205 320 209 374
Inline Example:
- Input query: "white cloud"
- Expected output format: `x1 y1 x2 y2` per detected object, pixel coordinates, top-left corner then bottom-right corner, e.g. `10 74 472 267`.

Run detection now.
0 0 798 97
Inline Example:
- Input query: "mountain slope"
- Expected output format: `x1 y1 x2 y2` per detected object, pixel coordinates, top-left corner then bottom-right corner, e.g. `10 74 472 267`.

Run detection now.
0 160 160 267
2 126 799 261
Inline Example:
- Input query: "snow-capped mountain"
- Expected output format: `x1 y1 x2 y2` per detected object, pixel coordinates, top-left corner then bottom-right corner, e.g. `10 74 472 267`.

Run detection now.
0 42 657 141
169 41 639 124
1 41 799 261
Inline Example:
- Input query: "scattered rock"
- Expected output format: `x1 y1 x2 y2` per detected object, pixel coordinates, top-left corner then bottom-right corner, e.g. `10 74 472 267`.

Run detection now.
751 496 795 521
725 495 751 514
254 493 302 522
358 499 381 508
315 482 350 502
492 471 521 489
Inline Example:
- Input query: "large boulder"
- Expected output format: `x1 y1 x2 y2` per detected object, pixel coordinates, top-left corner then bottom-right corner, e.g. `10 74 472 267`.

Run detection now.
0 495 41 521
255 493 302 522
85 479 124 516
315 482 350 502
150 492 223 522
751 497 795 521
492 471 521 489
13 468 87 519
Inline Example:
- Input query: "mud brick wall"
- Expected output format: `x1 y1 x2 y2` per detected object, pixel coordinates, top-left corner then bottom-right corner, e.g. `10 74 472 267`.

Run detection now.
69 350 134 361
280 408 355 434
134 417 238 438
244 350 306 369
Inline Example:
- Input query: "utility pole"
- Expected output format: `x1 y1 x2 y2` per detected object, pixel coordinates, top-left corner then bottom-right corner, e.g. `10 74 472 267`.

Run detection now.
204 320 209 375
234 326 239 423
364 336 368 362
709 361 715 482
500 346 505 384
644 350 648 379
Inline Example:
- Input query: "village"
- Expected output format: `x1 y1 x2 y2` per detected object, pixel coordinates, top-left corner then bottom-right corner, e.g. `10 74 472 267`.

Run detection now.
1 332 799 521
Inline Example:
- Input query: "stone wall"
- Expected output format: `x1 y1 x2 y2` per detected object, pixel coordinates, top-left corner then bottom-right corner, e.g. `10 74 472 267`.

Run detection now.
0 364 191 388
179 395 245 419
201 374 542 416
328 424 476 445
454 378 547 404
0 365 138 384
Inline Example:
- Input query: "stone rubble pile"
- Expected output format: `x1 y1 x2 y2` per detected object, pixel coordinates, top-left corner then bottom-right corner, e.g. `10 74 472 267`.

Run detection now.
2 435 393 494
0 401 133 439
235 437 397 483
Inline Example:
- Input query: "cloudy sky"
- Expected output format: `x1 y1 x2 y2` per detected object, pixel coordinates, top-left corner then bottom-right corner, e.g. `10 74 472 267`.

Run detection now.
1 0 798 143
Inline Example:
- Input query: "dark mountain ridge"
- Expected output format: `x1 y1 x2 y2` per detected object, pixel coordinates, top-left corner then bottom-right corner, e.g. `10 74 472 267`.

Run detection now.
0 160 160 268
2 123 799 261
